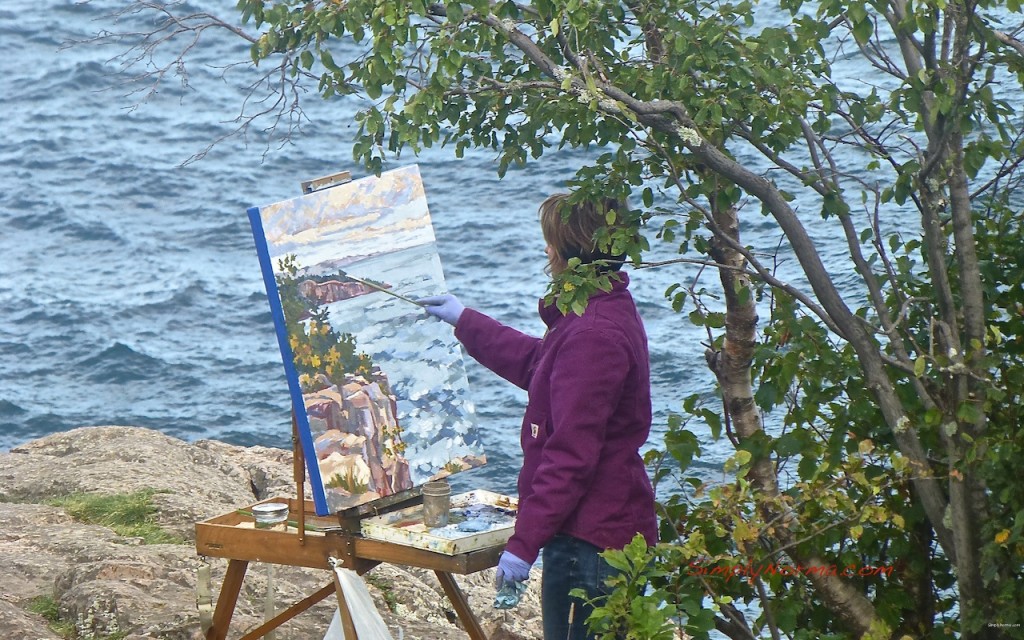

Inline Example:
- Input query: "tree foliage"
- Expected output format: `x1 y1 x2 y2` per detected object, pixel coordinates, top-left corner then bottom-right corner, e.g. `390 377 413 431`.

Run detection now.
105 0 1024 637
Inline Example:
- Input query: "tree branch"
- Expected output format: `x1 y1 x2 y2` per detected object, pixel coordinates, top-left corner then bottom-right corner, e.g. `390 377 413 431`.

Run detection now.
78 1 319 165
992 29 1024 57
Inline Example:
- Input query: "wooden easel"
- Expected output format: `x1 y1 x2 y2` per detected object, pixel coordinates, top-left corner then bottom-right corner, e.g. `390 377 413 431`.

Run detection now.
196 419 502 640
195 170 504 639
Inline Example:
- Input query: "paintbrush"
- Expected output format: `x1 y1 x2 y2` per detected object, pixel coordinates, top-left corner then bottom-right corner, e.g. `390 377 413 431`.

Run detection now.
342 272 425 307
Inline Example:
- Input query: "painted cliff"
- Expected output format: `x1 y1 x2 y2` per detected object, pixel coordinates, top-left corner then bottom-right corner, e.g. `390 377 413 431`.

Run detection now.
304 366 413 511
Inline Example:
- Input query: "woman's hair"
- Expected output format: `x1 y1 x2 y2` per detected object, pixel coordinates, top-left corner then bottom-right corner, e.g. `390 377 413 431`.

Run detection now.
539 193 629 273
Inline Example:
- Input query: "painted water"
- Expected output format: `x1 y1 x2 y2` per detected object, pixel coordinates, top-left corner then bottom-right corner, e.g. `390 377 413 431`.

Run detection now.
320 243 482 477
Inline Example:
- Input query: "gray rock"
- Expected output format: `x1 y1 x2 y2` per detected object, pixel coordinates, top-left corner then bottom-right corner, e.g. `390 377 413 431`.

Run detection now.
0 599 64 640
0 426 541 639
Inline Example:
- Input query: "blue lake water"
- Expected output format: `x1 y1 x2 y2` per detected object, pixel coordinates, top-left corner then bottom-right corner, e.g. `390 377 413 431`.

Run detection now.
1 0 805 495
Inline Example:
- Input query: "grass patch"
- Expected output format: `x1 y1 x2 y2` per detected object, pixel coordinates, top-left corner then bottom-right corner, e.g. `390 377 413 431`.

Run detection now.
28 595 129 639
46 489 185 545
364 573 400 613
27 595 76 637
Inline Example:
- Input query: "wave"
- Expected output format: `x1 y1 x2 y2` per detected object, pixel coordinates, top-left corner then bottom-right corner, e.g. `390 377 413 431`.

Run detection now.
77 341 169 384
20 413 79 439
0 400 27 418
56 217 124 244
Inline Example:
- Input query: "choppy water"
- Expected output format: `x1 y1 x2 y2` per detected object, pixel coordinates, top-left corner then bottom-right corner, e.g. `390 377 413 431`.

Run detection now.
0 0 767 493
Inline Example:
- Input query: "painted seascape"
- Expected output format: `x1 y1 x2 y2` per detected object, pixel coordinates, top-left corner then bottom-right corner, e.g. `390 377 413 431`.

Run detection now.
250 165 485 514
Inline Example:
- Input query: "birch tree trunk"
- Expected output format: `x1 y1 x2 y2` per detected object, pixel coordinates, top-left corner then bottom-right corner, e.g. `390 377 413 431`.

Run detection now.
705 200 888 638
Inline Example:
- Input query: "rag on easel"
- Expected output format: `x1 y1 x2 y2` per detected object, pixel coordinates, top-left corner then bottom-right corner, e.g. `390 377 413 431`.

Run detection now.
323 566 396 640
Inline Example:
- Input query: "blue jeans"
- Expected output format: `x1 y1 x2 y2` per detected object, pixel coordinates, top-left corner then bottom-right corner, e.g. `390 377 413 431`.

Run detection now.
541 535 619 640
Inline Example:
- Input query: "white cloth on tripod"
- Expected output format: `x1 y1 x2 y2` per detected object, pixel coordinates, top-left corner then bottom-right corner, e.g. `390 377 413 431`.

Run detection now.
323 567 395 640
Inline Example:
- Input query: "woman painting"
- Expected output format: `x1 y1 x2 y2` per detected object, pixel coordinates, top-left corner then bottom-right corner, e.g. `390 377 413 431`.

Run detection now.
420 193 658 640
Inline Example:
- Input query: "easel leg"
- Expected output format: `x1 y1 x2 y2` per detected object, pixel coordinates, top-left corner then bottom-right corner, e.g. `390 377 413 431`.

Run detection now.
332 570 360 640
435 571 488 640
206 559 249 640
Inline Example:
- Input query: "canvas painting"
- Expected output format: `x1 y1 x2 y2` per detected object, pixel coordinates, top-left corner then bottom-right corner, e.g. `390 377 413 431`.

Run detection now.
248 165 485 515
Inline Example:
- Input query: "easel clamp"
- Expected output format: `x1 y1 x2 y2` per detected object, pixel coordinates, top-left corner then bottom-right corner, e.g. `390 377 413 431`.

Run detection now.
301 170 353 194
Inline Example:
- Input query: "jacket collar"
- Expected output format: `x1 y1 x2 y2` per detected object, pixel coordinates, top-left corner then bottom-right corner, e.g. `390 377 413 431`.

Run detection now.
539 271 630 329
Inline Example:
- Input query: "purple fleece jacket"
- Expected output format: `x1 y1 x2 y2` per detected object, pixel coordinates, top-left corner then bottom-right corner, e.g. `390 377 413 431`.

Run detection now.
454 272 658 564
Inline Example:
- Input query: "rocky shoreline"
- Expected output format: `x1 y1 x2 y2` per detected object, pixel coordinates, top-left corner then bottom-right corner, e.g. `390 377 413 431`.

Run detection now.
0 426 541 640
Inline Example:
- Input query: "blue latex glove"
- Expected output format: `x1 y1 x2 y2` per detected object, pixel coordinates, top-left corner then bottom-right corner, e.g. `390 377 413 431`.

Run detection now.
417 294 465 326
495 550 531 587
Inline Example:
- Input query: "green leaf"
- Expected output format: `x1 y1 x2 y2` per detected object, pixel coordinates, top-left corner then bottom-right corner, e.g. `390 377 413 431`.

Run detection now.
447 1 464 22
601 548 632 572
775 430 806 457
321 49 340 73
913 356 926 377
666 426 701 469
703 410 722 440
956 402 983 424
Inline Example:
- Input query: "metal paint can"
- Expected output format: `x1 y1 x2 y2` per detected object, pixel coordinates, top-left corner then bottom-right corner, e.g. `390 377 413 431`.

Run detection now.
421 481 451 528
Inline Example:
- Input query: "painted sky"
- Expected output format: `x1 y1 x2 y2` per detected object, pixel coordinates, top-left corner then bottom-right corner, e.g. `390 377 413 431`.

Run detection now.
258 165 435 266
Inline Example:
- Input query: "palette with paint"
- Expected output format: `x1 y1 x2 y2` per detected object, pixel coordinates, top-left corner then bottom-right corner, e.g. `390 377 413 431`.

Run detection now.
360 490 517 555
